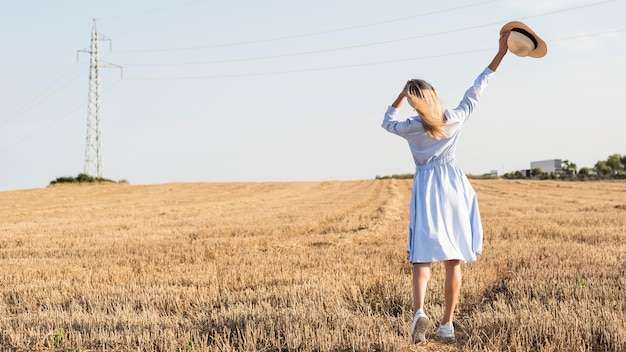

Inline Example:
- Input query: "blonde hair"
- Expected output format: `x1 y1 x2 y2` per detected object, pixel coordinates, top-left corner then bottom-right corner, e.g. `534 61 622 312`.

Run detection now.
404 79 447 140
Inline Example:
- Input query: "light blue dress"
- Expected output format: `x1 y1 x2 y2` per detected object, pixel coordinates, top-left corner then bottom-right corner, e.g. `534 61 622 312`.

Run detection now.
381 67 494 263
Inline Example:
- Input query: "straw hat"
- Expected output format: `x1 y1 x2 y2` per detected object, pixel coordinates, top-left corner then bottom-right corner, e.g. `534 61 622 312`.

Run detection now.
501 21 547 58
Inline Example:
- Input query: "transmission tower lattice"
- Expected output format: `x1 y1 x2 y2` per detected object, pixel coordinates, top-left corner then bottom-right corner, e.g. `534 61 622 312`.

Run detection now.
77 19 122 178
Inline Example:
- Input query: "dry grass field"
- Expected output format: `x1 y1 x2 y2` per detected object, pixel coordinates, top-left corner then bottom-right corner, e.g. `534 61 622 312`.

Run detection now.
0 179 624 351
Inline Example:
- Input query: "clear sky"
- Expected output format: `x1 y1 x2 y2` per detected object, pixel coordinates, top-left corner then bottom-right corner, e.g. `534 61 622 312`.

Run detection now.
1 0 625 191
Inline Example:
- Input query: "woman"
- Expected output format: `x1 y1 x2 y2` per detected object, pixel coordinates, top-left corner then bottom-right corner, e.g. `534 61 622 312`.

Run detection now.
381 31 509 343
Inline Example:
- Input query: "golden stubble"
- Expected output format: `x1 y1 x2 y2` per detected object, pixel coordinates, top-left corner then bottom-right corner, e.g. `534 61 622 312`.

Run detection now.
0 179 624 351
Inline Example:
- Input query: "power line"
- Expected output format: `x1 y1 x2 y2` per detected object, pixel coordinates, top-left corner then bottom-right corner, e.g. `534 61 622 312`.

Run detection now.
0 102 86 154
123 28 626 81
126 48 495 81
0 66 87 129
4 25 89 89
115 0 621 67
114 0 500 53
119 21 502 66
0 80 122 154
548 28 626 42
0 51 117 131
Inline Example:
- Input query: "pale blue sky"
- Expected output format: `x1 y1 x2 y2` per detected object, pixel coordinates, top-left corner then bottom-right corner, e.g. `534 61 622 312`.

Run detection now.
1 0 625 191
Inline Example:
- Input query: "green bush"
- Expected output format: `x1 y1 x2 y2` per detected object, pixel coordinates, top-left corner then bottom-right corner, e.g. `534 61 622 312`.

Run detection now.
49 173 124 186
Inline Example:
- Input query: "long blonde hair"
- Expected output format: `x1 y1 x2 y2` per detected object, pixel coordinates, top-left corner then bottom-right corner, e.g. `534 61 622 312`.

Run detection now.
404 79 447 140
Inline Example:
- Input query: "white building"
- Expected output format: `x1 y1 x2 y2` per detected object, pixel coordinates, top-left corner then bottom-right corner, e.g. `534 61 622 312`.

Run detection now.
530 159 562 174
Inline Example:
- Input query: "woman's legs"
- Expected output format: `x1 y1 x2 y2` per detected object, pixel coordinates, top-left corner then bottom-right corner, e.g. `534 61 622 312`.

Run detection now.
442 260 462 324
412 263 431 313
411 260 461 341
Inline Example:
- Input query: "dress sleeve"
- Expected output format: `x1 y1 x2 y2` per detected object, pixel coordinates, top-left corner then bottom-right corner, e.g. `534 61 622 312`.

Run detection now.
381 106 411 138
447 67 495 123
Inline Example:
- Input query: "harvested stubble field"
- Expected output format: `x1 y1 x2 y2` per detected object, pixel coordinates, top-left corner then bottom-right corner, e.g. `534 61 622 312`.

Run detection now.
0 179 625 351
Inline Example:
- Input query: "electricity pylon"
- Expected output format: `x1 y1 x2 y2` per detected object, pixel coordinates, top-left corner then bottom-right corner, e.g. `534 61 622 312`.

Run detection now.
77 18 122 178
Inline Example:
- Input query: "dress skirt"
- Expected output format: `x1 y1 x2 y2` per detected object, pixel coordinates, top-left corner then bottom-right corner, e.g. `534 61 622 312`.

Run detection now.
407 157 483 263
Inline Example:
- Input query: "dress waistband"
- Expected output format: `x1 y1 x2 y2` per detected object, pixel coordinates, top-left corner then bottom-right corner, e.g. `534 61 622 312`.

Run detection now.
415 156 456 171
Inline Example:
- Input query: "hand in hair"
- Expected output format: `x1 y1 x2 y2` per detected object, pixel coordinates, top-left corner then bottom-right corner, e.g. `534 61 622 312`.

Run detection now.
391 90 406 109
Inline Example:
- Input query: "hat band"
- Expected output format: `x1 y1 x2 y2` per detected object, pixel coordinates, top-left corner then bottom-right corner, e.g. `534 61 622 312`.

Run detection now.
511 27 538 49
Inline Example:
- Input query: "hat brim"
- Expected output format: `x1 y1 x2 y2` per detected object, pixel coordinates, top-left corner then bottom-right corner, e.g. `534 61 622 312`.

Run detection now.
500 21 547 58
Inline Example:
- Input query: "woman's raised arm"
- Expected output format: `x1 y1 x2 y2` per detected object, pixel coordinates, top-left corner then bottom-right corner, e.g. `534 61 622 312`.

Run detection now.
488 31 510 72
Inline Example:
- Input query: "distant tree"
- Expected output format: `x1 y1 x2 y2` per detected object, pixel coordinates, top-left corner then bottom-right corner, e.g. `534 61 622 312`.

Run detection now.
578 167 591 176
503 170 524 179
606 154 624 172
562 160 577 175
531 168 543 177
594 161 612 175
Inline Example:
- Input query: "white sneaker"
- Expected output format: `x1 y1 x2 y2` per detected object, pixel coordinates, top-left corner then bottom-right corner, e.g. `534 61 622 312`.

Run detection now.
409 309 430 343
436 322 455 338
